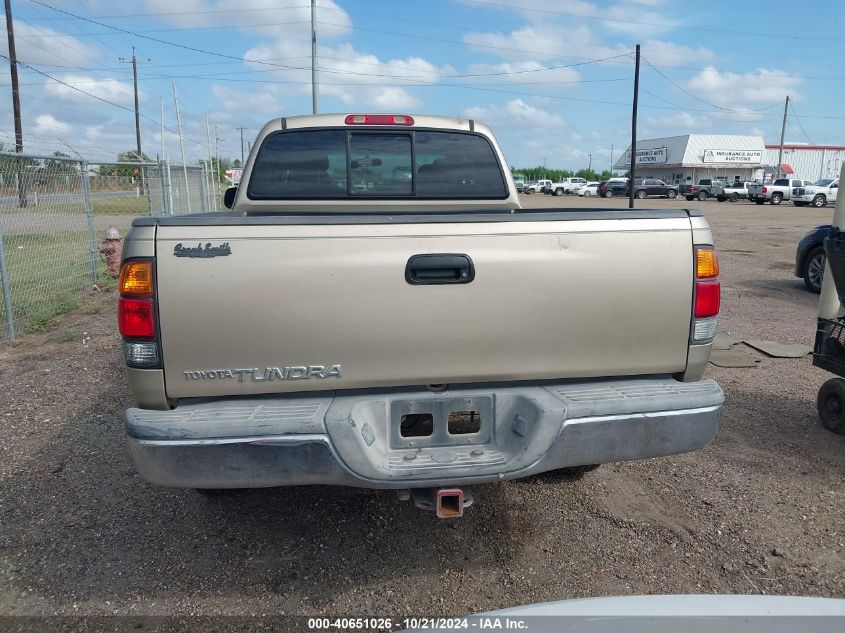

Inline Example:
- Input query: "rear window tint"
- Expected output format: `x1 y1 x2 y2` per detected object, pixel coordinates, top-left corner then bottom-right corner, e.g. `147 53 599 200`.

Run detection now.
247 129 507 199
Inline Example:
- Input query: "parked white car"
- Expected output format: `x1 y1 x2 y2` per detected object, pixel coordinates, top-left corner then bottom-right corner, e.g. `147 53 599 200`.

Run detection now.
792 178 839 208
576 182 601 197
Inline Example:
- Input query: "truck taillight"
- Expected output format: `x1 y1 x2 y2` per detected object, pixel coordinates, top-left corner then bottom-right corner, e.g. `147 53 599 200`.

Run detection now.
119 298 156 339
344 114 414 126
692 247 720 342
118 258 160 366
762 186 768 193
694 281 720 318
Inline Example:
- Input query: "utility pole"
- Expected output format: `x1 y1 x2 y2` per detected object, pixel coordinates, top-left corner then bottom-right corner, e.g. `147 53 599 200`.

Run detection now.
5 0 25 206
588 153 592 172
777 94 790 179
628 44 641 209
172 83 191 214
214 126 224 193
237 126 246 164
310 0 319 114
610 144 614 175
118 47 149 161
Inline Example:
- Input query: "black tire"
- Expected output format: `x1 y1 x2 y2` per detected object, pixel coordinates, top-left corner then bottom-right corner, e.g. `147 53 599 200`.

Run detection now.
667 189 677 199
817 378 845 434
729 193 739 202
685 196 694 201
755 199 765 205
770 193 783 205
554 188 564 196
812 195 827 208
583 190 591 197
716 195 726 202
604 190 613 198
803 246 825 294
696 190 708 201
524 189 532 195
636 189 647 199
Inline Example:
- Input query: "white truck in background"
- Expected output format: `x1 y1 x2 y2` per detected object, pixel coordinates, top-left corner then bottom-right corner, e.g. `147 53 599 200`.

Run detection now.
747 178 812 205
792 179 839 208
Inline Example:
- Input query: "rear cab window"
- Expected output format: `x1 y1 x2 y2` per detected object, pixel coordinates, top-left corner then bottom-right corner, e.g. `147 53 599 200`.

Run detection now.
247 128 508 200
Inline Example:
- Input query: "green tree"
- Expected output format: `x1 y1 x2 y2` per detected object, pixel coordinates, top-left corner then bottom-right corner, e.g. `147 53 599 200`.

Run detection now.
99 149 152 176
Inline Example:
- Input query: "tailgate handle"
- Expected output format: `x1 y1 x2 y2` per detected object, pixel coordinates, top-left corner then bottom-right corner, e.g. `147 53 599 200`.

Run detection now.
406 254 474 285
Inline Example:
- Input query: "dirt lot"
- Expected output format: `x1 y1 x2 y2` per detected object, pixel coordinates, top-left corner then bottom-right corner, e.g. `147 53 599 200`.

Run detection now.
1 196 843 621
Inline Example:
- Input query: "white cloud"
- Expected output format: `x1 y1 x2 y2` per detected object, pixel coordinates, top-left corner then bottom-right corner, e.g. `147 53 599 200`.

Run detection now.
33 114 71 135
241 39 444 108
641 40 716 67
43 75 136 107
686 66 803 106
463 61 580 84
463 24 613 62
142 0 352 38
463 99 566 130
370 87 420 110
644 111 711 130
0 18 101 67
212 84 281 114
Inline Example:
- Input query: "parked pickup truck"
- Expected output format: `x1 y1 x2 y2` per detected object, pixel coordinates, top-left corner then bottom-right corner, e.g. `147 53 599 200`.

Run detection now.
792 178 839 208
118 113 724 517
716 182 750 202
524 179 551 194
747 178 811 205
680 179 727 201
546 177 587 196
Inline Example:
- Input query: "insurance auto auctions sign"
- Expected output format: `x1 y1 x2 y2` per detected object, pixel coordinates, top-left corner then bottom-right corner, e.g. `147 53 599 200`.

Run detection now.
624 147 668 164
703 149 763 164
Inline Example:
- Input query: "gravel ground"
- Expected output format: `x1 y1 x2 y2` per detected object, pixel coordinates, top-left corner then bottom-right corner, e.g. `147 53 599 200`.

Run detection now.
1 196 843 622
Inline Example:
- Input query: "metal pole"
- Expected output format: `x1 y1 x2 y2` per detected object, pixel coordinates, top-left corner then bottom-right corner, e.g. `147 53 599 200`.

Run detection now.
5 0 26 208
588 153 592 172
200 162 210 211
80 161 99 285
629 44 641 209
160 97 165 160
205 114 217 212
310 0 319 114
0 225 15 340
238 126 245 165
610 144 613 175
777 95 789 179
172 83 191 214
158 159 169 216
818 160 845 321
163 158 173 215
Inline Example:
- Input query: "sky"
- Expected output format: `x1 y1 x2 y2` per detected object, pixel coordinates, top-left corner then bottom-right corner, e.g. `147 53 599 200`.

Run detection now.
0 0 843 170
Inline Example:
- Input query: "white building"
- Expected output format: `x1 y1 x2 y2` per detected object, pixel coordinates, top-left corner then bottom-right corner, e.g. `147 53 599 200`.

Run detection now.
614 134 845 184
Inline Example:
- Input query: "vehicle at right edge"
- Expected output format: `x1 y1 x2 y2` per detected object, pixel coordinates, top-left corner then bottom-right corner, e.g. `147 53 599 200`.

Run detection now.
792 178 839 208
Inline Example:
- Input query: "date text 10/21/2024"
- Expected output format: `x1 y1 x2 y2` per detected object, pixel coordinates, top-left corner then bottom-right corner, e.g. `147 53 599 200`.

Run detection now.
307 617 529 630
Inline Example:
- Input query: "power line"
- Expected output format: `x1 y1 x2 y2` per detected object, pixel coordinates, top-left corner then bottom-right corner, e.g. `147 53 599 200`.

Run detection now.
27 1 636 81
789 101 814 145
451 0 845 42
641 56 731 112
0 52 206 147
23 0 845 42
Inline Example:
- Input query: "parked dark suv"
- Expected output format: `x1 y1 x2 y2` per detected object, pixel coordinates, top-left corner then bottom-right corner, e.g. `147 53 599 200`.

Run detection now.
632 178 678 199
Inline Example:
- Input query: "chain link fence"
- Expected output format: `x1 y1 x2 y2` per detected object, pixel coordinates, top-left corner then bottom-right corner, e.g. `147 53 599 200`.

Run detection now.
0 152 221 339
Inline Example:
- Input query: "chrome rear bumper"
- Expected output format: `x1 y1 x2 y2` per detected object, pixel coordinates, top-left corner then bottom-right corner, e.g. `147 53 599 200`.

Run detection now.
125 377 724 489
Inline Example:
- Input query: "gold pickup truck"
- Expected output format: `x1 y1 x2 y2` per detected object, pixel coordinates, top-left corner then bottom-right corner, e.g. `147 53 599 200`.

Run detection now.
117 113 724 517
